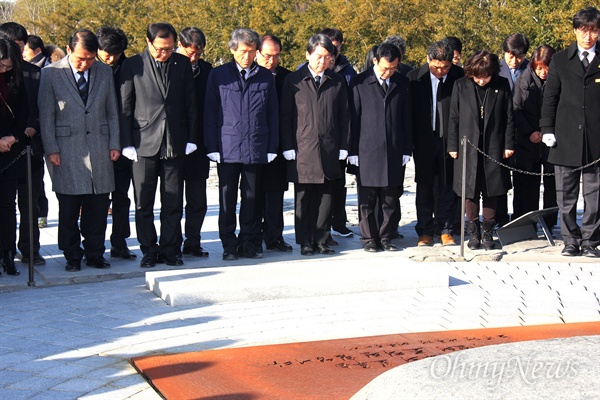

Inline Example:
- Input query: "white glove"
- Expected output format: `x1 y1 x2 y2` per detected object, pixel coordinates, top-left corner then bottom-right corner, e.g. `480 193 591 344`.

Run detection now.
339 149 348 160
122 146 138 162
402 155 411 166
542 133 556 148
267 153 277 163
283 150 296 160
207 152 220 163
185 143 197 155
348 155 359 166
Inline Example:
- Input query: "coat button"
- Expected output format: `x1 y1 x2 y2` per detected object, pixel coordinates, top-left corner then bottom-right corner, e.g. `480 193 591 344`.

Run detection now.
87 131 90 134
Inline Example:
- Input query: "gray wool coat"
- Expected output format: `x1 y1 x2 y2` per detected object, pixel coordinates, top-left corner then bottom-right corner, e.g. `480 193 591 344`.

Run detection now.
39 56 120 195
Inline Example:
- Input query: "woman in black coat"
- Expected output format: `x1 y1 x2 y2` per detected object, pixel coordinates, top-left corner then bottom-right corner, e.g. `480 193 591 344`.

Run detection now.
448 50 515 250
512 45 557 229
0 39 28 276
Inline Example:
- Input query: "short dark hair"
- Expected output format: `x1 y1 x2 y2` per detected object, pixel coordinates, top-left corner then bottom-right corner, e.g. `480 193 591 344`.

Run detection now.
445 36 462 53
427 39 453 62
306 33 336 56
375 42 401 63
464 50 500 79
0 38 23 92
260 34 282 51
147 22 177 43
228 28 260 51
573 6 600 30
363 45 378 71
179 27 206 49
26 35 44 51
384 36 407 56
0 22 28 43
319 28 343 43
530 44 556 71
69 29 99 53
96 27 128 54
502 33 529 56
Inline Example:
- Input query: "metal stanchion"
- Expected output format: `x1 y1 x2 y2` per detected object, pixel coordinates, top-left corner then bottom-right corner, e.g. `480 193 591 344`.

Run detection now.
26 145 35 286
459 136 467 259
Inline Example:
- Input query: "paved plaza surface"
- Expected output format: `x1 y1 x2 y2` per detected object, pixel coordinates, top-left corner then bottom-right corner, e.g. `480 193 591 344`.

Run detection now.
0 162 599 399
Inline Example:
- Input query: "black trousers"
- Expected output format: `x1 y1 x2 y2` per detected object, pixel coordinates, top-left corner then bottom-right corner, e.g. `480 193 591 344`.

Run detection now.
37 163 49 218
358 185 400 243
294 180 333 246
56 192 110 262
378 166 406 230
110 156 133 250
132 155 183 256
512 160 557 228
17 159 43 254
329 164 348 231
260 190 285 246
183 178 207 248
555 164 600 247
217 163 262 251
0 178 18 252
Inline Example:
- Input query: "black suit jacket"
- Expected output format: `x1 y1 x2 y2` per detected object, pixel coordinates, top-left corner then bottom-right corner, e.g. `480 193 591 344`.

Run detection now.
541 41 600 166
119 49 198 157
185 59 212 181
408 63 464 185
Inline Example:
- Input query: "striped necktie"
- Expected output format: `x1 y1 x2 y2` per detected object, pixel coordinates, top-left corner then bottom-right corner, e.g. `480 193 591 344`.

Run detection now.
77 72 88 105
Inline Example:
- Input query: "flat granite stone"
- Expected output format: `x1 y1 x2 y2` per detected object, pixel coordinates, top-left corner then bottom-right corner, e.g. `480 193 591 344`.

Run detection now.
351 335 600 400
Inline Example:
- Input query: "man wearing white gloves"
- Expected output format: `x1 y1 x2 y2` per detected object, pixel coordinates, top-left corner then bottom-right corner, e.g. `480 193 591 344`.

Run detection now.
349 42 412 252
540 6 600 258
280 34 350 256
119 22 198 267
204 29 279 261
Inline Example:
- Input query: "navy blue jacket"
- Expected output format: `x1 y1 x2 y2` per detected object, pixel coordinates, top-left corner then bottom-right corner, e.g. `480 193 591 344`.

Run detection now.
204 60 278 164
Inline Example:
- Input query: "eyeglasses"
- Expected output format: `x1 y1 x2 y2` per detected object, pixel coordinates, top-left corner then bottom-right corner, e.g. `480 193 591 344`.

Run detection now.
259 52 280 60
150 42 175 55
0 62 14 71
576 28 600 38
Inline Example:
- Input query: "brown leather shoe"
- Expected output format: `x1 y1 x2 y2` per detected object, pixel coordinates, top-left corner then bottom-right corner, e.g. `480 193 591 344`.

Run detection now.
440 234 456 246
417 235 434 246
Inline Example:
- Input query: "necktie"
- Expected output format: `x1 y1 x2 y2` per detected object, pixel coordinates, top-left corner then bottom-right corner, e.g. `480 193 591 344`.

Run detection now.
582 51 589 71
77 72 88 105
510 68 518 83
381 79 388 93
436 78 444 137
240 69 247 81
314 75 321 89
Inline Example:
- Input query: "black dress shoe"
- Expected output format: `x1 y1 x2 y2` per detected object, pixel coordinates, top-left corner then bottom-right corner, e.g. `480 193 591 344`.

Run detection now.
266 240 293 252
561 244 579 257
363 240 380 253
239 246 263 259
581 245 600 258
21 252 47 265
381 239 398 251
325 236 339 246
390 230 404 239
223 251 237 261
300 244 314 256
182 245 209 257
86 256 110 269
65 260 81 272
110 247 137 259
140 252 158 268
159 254 184 266
315 243 335 255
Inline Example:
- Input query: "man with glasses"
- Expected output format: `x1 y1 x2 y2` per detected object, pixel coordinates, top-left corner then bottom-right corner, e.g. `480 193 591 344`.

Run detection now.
204 28 278 261
541 6 600 258
176 27 211 258
255 34 293 253
349 42 412 252
119 22 198 268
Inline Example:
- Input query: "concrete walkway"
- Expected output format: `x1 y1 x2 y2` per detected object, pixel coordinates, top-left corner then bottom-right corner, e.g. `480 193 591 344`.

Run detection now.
0 162 598 399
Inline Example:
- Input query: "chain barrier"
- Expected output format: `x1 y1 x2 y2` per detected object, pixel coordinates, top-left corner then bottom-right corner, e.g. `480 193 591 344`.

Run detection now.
464 138 600 176
0 147 28 176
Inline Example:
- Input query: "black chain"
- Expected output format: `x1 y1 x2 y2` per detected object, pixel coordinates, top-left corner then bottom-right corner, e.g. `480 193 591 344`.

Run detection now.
0 147 28 176
465 138 600 176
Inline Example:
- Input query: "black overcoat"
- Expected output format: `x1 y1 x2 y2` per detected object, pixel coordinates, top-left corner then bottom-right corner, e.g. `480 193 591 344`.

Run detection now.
447 76 515 198
408 64 464 185
540 41 600 167
349 68 412 187
280 64 350 184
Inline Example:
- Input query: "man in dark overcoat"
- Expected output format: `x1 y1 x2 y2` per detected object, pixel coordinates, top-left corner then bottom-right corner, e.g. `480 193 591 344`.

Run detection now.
540 6 600 258
348 42 412 252
280 34 350 256
408 39 464 247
